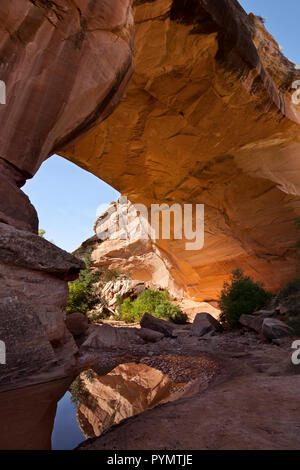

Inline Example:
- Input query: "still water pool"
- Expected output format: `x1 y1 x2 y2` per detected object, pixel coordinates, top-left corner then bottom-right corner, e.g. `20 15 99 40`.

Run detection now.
51 392 85 450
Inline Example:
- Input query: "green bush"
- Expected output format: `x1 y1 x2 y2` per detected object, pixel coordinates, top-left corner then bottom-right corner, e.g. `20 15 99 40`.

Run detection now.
218 268 272 328
66 250 103 315
102 269 123 283
119 288 187 324
69 375 84 406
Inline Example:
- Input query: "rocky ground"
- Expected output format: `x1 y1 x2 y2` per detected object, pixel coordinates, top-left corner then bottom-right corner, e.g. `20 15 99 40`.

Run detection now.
70 310 300 450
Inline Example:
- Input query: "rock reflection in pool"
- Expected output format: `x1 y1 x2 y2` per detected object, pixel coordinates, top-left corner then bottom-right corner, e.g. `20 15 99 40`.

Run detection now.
74 362 188 439
51 391 85 450
52 356 213 448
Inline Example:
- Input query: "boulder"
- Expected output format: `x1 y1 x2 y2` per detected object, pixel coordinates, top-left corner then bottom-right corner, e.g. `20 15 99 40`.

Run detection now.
239 314 267 333
65 313 89 337
192 313 222 337
0 222 84 280
140 313 177 337
138 328 164 343
82 324 142 349
172 329 191 338
262 318 294 340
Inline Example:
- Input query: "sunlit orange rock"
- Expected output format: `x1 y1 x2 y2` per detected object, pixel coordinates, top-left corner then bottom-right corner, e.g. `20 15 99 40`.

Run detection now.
63 0 300 301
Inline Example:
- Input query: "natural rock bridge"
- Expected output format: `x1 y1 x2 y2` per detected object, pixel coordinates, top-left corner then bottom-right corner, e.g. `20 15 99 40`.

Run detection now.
0 0 300 449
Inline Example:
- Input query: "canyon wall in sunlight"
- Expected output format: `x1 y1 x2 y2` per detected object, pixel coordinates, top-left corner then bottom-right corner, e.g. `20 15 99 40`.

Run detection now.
67 0 300 302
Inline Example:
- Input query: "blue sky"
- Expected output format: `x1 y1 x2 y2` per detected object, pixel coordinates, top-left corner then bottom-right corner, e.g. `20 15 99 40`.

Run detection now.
23 1 300 253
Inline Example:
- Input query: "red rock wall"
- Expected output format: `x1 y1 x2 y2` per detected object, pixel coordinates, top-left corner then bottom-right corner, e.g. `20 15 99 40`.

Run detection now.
62 1 300 301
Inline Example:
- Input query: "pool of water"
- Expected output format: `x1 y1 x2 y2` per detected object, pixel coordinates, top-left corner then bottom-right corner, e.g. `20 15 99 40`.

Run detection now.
51 392 85 450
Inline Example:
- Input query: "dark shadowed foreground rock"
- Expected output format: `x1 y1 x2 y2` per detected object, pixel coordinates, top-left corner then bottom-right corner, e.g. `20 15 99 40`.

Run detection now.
0 159 38 232
140 313 177 337
262 318 294 340
82 324 143 350
0 0 135 451
0 377 72 450
192 313 222 337
0 222 84 280
65 313 89 338
0 224 84 390
0 224 84 448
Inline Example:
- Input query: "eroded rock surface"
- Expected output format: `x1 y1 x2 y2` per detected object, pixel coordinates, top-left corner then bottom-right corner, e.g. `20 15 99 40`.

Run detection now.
0 0 134 449
1 0 300 451
64 0 300 301
0 223 84 390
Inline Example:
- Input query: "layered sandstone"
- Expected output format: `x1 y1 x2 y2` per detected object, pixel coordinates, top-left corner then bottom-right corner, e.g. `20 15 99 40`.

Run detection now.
0 0 134 449
63 0 300 302
1 0 300 451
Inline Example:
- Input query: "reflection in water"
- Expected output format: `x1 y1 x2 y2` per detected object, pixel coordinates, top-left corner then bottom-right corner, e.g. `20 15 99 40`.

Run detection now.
51 392 85 450
76 363 182 439
52 356 214 448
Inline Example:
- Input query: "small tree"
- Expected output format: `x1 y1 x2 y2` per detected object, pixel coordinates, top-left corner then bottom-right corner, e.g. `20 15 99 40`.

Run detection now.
218 268 272 328
66 250 103 315
119 288 187 324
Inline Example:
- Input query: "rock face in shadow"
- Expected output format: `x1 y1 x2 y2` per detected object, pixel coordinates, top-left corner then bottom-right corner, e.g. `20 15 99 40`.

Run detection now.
0 377 72 450
62 0 300 301
0 0 134 449
0 0 134 232
0 223 85 390
0 223 85 449
0 0 134 176
78 374 300 450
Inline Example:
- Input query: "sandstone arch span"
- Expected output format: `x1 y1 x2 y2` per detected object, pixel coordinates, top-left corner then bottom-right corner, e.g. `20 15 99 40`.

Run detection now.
0 0 300 449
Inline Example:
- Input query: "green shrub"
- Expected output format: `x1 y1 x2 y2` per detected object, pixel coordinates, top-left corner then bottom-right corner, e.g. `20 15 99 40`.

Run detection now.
103 269 123 283
69 370 97 408
119 288 187 324
66 250 103 315
218 268 272 328
69 375 84 406
287 317 300 336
